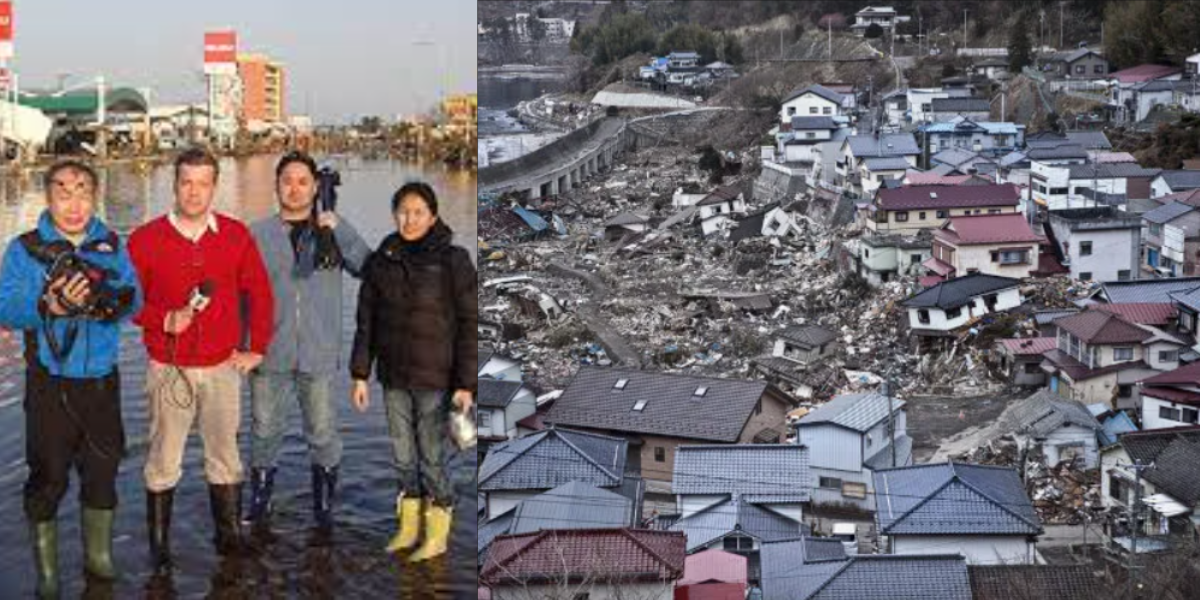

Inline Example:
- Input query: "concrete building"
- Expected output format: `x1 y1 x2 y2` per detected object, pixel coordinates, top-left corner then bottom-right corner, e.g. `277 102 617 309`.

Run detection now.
238 53 285 123
1045 207 1142 282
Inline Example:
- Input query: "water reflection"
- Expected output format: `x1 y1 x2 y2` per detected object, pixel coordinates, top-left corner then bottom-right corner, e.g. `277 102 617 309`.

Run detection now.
0 157 477 597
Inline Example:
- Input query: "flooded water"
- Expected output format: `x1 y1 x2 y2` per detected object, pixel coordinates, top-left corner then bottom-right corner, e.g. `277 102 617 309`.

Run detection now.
0 156 477 598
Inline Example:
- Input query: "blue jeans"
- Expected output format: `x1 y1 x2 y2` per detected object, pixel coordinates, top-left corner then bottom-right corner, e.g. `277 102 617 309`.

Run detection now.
383 388 450 505
249 371 342 469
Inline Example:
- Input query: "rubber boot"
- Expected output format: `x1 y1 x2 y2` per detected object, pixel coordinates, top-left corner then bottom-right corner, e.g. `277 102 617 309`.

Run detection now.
208 483 245 556
385 493 422 553
247 467 276 532
311 464 338 535
146 488 174 576
30 519 59 598
408 502 452 562
82 507 116 580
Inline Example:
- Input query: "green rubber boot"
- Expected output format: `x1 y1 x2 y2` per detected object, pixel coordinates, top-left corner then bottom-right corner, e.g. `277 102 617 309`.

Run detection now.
82 507 116 580
30 519 59 598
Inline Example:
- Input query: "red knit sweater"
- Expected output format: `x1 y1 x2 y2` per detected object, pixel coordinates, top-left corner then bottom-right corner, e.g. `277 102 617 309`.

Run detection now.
129 213 274 367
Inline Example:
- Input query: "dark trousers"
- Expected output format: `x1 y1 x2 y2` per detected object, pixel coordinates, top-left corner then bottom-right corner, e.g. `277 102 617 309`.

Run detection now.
23 365 126 521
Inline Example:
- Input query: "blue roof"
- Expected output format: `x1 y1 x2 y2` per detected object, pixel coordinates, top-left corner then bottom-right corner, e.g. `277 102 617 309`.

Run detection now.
797 392 906 433
672 444 811 498
760 538 850 600
1143 201 1197 224
669 495 808 552
920 119 1020 135
511 205 549 232
872 463 1042 535
809 555 972 600
1100 411 1138 447
479 428 628 491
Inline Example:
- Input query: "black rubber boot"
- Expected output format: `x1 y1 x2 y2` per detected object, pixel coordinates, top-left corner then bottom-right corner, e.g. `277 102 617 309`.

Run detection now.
146 488 174 577
311 465 339 535
247 467 276 532
208 483 245 556
30 518 59 598
82 507 116 580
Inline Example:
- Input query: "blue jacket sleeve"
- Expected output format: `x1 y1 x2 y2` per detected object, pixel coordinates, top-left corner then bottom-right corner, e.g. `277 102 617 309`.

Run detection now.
334 218 372 278
0 242 45 331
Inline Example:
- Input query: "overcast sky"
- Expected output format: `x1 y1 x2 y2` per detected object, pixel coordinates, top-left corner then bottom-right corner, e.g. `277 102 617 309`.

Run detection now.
6 0 476 124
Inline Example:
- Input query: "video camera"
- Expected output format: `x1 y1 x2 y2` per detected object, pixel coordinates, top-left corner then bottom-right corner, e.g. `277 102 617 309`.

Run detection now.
39 245 134 322
312 166 343 270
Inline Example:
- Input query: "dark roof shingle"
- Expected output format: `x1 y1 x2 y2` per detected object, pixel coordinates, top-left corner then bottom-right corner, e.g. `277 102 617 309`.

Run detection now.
901 273 1021 310
481 528 686 584
672 444 811 497
876 184 1021 210
873 463 1042 535
968 565 1106 600
479 427 628 491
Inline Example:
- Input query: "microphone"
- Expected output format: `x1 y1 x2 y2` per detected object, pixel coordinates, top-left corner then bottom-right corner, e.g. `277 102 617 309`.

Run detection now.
188 280 215 312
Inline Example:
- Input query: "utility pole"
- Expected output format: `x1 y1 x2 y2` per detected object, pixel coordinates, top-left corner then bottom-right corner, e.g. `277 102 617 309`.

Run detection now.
1060 1 1064 49
1126 460 1154 600
828 18 832 60
963 9 968 50
780 27 783 60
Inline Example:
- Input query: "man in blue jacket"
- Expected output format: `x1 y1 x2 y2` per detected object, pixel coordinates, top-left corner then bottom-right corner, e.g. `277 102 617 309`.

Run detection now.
0 160 141 597
247 151 369 538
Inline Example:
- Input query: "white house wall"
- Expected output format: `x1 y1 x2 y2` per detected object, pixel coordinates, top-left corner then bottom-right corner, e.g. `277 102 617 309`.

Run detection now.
907 287 1022 331
781 94 841 123
796 424 864 472
1041 425 1100 469
892 535 1034 565
1141 395 1200 430
488 490 540 520
678 494 727 519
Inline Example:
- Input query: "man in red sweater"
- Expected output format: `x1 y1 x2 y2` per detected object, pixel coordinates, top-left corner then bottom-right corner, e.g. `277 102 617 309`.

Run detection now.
129 148 273 573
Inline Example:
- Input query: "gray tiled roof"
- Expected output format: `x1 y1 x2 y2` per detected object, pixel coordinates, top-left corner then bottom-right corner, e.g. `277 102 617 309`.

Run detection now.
479 377 525 409
1099 277 1200 304
1034 309 1079 325
670 496 808 552
1065 131 1112 150
1121 428 1200 506
479 428 627 491
998 151 1029 167
968 565 1107 599
479 511 514 558
1027 145 1088 160
847 134 920 158
809 555 972 600
931 147 983 168
510 481 634 535
761 538 847 600
900 273 1021 310
1142 201 1197 224
672 445 811 498
1170 286 1200 312
545 366 784 442
1066 163 1159 179
791 116 839 130
479 345 495 373
863 156 912 171
1159 170 1200 191
931 97 990 113
873 463 1042 535
779 325 838 349
797 392 906 433
1002 389 1101 437
864 434 914 470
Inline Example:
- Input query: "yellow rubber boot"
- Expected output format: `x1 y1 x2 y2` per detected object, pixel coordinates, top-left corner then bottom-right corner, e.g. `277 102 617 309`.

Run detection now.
408 503 452 562
385 495 422 553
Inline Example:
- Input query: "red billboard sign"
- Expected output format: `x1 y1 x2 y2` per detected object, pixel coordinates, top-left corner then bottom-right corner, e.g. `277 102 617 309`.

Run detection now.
0 2 12 43
203 30 237 72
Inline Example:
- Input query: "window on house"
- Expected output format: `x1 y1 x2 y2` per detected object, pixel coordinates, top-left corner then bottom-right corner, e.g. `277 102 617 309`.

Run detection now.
946 306 963 319
1024 362 1043 374
654 447 665 462
1080 241 1093 256
1118 270 1131 281
1075 65 1085 75
823 106 832 115
1114 347 1134 362
1150 224 1162 236
999 251 1028 265
1094 64 1106 74
819 476 843 489
723 536 754 551
895 211 909 222
1069 334 1080 357
479 412 492 429
694 386 708 397
917 309 931 325
1110 475 1127 502
809 107 819 114
1160 350 1179 362
614 378 629 390
788 107 796 116
966 268 979 275
633 399 649 411
988 209 1002 214
574 594 590 600
807 132 816 139
863 248 870 258
1118 385 1133 398
842 482 868 499
919 212 926 220
1184 408 1200 424
922 103 932 112
1079 272 1093 281
1160 406 1183 421
912 254 923 265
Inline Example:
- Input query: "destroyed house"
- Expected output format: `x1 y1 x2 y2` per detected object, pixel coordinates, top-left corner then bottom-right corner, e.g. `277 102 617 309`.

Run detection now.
1101 426 1200 546
728 203 795 243
769 325 837 365
901 273 1022 337
994 337 1057 386
794 392 911 510
873 463 1042 564
667 445 812 582
478 427 630 519
544 367 797 508
1041 308 1183 409
869 184 1021 235
1000 389 1102 468
697 185 747 237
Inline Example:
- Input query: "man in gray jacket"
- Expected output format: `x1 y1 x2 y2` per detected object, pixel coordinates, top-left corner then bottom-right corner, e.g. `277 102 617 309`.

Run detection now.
247 151 370 538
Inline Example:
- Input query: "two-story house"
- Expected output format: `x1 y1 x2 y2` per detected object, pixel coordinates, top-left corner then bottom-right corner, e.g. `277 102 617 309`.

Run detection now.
544 366 798 512
1031 162 1160 210
1100 427 1200 548
1141 201 1200 277
838 134 920 196
1151 170 1200 199
478 378 538 445
869 183 1021 235
873 463 1042 565
668 445 811 582
1042 48 1110 80
752 325 842 399
848 232 932 287
1041 309 1183 408
696 184 748 237
919 118 1024 157
1044 207 1143 282
779 85 846 126
901 274 1023 343
925 213 1041 281
850 6 910 36
793 392 911 511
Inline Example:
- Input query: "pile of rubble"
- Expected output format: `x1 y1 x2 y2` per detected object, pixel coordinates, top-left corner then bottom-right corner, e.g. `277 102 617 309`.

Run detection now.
950 436 1103 525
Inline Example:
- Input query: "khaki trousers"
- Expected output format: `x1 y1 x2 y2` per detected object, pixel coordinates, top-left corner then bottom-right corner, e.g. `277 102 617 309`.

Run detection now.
143 359 243 491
